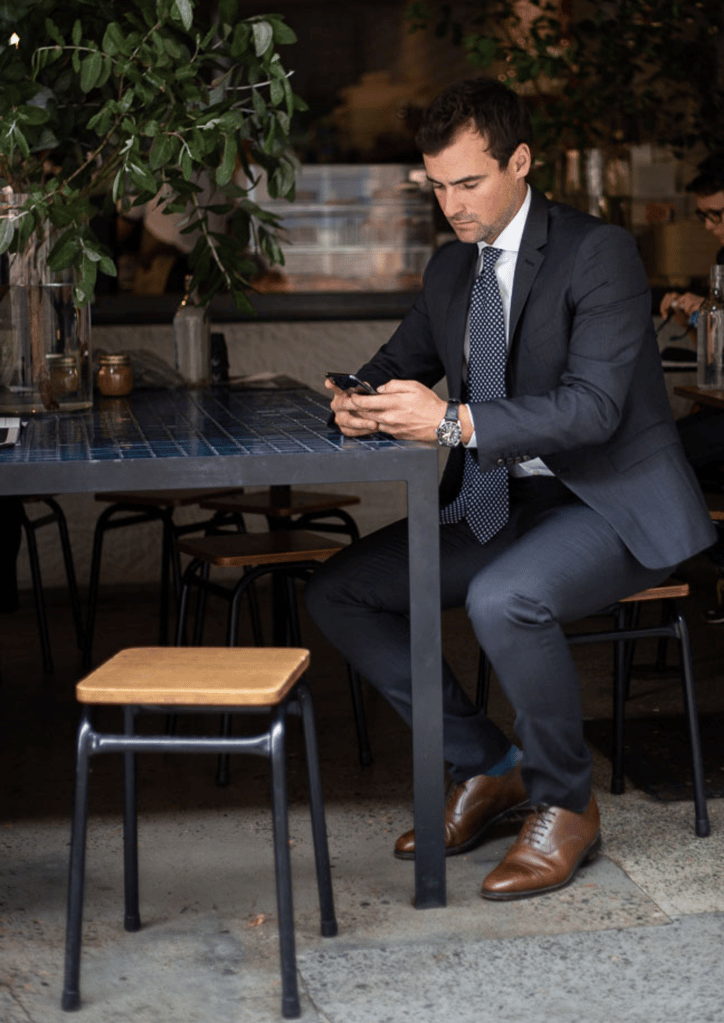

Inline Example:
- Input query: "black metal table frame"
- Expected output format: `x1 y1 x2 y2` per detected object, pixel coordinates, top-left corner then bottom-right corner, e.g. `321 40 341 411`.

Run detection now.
0 392 446 908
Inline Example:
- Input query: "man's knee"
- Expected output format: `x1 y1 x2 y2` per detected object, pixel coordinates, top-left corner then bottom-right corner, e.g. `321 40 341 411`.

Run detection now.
466 573 555 639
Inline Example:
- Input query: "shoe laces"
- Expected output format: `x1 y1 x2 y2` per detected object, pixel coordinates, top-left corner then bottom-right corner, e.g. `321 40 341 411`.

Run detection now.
521 805 556 849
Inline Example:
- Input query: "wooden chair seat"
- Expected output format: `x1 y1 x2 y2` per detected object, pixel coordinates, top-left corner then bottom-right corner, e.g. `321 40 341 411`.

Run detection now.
76 645 310 706
63 646 336 1019
174 530 345 567
199 488 360 518
705 492 724 521
619 581 689 603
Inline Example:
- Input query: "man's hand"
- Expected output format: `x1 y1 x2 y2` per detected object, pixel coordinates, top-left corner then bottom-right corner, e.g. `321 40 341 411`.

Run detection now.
660 290 704 329
355 379 447 441
325 377 381 437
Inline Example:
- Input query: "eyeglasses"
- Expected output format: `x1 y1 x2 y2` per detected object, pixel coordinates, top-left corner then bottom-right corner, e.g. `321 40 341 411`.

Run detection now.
695 206 724 225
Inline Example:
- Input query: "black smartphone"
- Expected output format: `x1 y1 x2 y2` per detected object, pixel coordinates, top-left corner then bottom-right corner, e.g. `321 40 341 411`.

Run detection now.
326 372 378 395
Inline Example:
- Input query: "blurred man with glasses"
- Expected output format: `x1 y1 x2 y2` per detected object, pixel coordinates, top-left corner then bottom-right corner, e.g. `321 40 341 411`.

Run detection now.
660 155 724 327
660 154 724 623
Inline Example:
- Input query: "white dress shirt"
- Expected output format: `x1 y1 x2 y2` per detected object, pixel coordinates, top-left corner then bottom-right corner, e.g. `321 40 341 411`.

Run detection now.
464 185 552 477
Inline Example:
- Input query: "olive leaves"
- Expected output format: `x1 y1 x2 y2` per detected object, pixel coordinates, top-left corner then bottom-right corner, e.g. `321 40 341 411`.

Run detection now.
0 0 306 310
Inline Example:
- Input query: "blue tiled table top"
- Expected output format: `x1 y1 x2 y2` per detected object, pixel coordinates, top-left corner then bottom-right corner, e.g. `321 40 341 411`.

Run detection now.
0 387 410 466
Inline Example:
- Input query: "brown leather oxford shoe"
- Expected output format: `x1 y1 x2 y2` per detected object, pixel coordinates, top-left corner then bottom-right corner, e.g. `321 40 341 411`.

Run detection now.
480 794 601 900
394 762 530 860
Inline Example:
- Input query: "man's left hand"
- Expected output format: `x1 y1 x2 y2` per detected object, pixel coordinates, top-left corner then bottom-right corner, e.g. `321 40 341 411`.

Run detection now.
348 380 463 442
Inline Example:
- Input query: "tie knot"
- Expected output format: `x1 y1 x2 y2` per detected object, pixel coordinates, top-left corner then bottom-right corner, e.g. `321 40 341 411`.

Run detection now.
482 246 501 274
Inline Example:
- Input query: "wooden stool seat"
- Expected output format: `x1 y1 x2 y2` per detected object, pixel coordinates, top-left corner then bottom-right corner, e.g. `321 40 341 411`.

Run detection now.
198 486 361 544
94 488 245 508
619 581 689 603
200 488 360 518
77 646 310 707
63 646 337 1020
175 530 345 567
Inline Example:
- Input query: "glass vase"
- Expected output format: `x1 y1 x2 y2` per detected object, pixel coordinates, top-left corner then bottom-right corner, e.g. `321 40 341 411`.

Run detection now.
0 192 92 414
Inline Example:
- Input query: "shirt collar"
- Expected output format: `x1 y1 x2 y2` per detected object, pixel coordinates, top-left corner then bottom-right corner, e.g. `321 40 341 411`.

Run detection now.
477 184 531 257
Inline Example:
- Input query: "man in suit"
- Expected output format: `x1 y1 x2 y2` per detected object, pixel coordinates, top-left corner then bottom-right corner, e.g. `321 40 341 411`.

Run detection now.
305 78 715 900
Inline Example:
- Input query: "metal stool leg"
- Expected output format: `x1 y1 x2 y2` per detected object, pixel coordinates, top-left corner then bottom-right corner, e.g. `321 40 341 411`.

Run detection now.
610 604 629 795
268 706 301 1019
158 510 176 645
21 513 54 673
83 505 115 669
347 666 372 767
475 650 491 713
672 610 711 837
46 497 85 651
123 707 141 931
296 682 337 937
62 713 93 1011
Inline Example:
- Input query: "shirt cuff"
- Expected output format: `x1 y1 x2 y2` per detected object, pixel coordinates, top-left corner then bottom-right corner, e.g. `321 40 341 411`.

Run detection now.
463 404 476 448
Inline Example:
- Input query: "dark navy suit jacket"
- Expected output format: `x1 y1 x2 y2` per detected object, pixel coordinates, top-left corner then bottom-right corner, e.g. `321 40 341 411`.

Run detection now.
357 186 716 570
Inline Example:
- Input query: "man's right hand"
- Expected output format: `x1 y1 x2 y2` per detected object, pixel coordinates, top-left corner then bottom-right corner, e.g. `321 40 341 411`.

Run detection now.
325 377 380 437
660 290 704 328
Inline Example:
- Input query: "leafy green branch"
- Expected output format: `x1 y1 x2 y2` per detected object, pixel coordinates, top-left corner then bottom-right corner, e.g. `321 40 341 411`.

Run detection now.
0 0 307 310
407 1 724 160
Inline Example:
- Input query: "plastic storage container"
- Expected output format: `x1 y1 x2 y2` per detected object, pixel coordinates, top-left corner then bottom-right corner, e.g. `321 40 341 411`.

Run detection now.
249 165 434 291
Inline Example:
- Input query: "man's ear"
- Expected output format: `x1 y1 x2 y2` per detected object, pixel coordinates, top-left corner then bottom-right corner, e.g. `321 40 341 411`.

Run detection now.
512 144 531 179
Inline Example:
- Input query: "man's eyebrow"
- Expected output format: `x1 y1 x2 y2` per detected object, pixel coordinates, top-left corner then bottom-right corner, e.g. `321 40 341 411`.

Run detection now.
426 174 484 186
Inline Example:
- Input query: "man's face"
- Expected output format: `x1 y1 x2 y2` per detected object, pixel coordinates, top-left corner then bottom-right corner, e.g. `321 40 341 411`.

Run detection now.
423 125 530 245
696 190 724 247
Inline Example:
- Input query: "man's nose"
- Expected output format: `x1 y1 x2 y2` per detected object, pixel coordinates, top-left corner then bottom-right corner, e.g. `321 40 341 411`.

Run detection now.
442 190 464 218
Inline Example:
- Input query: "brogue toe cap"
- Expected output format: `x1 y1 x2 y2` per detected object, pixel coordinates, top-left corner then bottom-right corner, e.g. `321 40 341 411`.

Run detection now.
393 829 416 859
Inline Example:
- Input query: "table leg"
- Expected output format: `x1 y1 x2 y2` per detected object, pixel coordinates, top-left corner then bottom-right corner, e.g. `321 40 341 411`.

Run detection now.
407 460 446 908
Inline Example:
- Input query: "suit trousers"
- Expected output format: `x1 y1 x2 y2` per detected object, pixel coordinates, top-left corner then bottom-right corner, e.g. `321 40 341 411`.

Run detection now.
305 475 674 811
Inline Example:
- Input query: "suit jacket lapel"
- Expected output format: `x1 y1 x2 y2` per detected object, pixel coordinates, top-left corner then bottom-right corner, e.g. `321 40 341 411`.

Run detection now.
509 187 548 344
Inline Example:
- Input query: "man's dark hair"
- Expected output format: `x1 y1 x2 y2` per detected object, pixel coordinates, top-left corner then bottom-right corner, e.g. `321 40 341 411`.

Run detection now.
686 154 724 197
414 77 531 169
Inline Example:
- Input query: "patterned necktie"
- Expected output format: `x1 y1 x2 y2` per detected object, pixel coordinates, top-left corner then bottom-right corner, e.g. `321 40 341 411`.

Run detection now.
440 245 509 543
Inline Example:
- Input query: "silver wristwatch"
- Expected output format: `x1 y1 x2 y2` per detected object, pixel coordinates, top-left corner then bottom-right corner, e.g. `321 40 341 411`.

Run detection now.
436 400 462 447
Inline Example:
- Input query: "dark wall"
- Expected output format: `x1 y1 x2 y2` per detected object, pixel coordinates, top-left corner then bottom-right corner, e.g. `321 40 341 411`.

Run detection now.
237 0 406 113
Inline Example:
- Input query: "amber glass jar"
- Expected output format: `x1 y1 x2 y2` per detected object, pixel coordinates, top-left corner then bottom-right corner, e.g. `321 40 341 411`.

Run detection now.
97 354 133 396
48 354 80 397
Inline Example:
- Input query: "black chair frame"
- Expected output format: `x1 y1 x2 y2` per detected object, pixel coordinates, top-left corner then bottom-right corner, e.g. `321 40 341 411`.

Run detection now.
83 502 251 669
20 496 84 673
174 556 372 778
476 596 710 838
62 678 337 1020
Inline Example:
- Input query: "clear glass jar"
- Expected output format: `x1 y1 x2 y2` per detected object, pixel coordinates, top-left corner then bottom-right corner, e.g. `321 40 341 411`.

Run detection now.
697 264 724 388
97 353 133 397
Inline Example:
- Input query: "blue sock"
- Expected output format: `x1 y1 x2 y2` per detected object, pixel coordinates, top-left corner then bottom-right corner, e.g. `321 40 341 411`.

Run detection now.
485 744 523 777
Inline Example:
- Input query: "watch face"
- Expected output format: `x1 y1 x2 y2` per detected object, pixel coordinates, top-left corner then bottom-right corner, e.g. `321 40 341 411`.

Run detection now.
437 419 462 446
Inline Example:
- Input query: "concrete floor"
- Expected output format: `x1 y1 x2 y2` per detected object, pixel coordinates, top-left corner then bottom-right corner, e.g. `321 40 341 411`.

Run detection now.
2 560 724 1023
